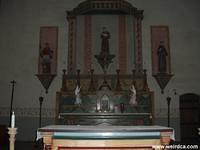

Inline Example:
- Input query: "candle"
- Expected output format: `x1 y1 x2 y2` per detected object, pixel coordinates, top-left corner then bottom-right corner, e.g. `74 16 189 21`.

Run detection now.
11 111 15 128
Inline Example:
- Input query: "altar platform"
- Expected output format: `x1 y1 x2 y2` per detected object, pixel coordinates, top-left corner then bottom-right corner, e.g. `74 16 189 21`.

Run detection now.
37 125 174 150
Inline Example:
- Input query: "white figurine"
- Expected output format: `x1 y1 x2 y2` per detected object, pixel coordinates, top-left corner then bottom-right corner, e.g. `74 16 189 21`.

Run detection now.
129 84 137 105
75 85 82 105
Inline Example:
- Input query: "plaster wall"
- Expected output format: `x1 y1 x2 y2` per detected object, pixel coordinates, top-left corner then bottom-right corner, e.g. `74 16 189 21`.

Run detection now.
0 0 200 141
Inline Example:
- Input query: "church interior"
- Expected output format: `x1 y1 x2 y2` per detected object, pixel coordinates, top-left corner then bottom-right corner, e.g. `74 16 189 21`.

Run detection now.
0 0 200 149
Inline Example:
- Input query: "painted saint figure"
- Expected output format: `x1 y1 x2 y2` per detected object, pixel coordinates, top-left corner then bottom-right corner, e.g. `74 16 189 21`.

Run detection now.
101 27 110 54
129 84 137 105
40 42 53 73
157 41 168 73
74 85 82 105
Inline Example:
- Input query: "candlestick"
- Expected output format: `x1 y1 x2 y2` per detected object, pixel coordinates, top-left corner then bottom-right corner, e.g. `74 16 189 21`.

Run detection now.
166 96 171 127
115 69 122 91
143 69 149 91
88 69 96 92
8 128 17 150
39 96 44 128
11 111 15 128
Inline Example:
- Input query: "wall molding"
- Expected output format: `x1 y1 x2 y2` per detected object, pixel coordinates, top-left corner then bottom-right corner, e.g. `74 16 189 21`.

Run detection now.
154 108 179 118
0 107 179 118
0 107 56 118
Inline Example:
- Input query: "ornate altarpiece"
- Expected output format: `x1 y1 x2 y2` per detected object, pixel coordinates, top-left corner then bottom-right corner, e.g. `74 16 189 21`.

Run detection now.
56 0 154 126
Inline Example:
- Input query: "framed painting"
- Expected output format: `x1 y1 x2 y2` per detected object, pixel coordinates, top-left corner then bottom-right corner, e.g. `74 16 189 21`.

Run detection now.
37 26 58 93
38 26 58 75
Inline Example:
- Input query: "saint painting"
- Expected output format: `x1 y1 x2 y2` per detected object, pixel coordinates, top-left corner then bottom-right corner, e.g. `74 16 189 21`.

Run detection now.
37 27 58 93
40 42 54 74
38 27 58 75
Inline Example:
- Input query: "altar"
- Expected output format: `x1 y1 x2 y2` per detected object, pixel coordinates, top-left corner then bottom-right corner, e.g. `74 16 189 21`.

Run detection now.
37 125 174 150
38 1 176 149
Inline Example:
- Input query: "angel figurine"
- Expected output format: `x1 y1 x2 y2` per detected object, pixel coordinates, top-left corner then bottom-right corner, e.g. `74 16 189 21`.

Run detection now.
129 84 137 105
74 85 82 105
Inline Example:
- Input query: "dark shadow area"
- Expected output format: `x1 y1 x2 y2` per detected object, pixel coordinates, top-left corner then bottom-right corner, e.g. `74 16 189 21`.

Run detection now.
1 141 43 150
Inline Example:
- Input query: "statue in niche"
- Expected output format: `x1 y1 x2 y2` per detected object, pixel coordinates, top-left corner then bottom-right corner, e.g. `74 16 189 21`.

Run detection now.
40 42 53 73
129 84 137 105
74 85 82 105
101 27 110 54
157 41 168 73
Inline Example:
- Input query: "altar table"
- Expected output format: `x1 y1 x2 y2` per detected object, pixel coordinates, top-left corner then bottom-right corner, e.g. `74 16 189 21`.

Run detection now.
37 125 174 150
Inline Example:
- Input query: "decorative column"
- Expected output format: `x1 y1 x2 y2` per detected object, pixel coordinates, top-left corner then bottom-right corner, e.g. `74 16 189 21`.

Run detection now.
84 15 92 73
67 12 77 74
134 10 143 72
8 128 17 150
118 15 127 74
88 69 96 92
115 69 122 91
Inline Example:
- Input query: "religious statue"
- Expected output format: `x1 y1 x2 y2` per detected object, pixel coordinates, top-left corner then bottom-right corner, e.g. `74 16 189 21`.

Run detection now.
40 42 53 74
157 41 168 73
129 84 137 105
101 27 110 54
74 85 82 105
95 27 115 73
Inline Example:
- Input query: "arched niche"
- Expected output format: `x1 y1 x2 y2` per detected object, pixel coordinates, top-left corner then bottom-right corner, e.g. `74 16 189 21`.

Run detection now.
66 0 144 75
